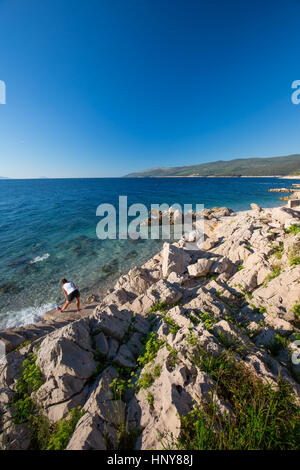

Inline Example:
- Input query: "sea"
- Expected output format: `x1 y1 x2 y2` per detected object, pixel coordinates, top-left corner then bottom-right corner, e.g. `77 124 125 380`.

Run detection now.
0 177 296 329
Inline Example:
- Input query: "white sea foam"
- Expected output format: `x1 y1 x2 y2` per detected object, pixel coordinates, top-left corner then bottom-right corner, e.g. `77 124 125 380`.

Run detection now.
0 302 56 330
30 253 50 264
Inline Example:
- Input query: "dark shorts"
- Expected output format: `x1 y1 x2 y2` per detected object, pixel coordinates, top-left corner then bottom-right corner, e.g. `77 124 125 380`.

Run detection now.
67 289 80 302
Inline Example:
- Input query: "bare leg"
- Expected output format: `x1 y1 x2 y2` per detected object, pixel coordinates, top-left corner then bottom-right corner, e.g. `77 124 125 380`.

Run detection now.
76 297 80 312
61 300 70 312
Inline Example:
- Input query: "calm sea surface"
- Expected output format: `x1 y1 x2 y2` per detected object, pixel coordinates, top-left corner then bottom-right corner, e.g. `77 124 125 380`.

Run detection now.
0 177 296 329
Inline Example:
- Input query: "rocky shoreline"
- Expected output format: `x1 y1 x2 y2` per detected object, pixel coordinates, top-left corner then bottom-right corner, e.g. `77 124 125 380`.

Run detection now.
1 203 300 450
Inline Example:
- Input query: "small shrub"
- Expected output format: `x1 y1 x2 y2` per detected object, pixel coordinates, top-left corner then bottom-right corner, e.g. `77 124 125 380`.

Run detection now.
153 363 162 378
110 377 128 400
137 371 154 390
167 346 178 368
285 224 300 235
147 393 154 406
162 348 300 450
292 303 300 318
162 314 180 335
199 311 216 330
149 301 169 314
46 407 85 450
267 334 288 357
13 353 43 425
137 332 164 368
264 266 281 285
272 244 284 260
250 304 267 314
186 332 198 346
289 254 300 266
288 244 300 266
15 340 32 351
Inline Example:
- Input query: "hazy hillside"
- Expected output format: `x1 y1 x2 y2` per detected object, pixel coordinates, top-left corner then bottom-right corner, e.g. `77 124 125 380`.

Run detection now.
124 154 300 177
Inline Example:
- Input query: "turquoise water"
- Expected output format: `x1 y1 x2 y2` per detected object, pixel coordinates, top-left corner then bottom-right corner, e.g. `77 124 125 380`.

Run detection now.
0 177 295 329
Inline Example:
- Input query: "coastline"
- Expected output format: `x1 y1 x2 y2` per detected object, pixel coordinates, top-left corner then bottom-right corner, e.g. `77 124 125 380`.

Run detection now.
0 202 284 334
125 175 286 178
1 200 300 450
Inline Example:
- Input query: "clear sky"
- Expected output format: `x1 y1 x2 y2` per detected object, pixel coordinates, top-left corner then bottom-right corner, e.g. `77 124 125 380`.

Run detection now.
0 0 300 178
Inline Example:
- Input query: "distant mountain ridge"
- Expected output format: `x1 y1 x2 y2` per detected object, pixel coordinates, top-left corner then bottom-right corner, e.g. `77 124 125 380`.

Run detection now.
124 154 300 177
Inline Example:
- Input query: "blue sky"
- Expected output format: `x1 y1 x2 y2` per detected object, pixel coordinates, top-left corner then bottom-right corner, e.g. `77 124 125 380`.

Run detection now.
0 0 300 178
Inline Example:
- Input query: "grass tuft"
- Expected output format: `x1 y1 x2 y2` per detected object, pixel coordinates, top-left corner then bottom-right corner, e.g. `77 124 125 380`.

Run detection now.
163 348 300 450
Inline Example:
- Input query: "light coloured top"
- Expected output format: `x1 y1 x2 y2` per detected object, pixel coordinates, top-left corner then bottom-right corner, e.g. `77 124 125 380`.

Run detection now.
63 281 76 295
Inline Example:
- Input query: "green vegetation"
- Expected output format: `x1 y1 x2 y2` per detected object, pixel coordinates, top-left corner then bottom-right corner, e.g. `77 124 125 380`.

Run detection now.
136 343 163 391
163 348 300 450
149 301 169 314
186 332 199 347
285 224 300 235
124 154 300 178
12 353 43 425
166 345 178 368
266 334 288 357
153 363 162 378
271 243 284 259
110 377 130 400
161 313 180 335
11 353 83 450
137 371 154 390
198 311 216 330
46 407 85 450
292 303 300 318
15 340 32 351
289 253 300 266
137 332 165 368
288 244 300 266
237 284 254 300
117 425 143 450
185 311 201 326
147 392 154 406
264 266 281 285
249 304 267 314
109 332 165 395
237 263 244 271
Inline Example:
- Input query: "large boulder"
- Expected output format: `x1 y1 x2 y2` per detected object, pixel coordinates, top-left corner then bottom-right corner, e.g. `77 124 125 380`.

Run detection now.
251 266 300 321
271 207 300 226
67 367 124 450
187 258 213 277
162 243 191 278
131 280 182 316
229 252 273 292
91 305 133 341
250 203 263 212
36 320 96 415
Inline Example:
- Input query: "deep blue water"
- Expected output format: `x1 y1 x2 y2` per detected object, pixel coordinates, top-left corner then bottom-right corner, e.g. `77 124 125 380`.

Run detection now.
0 177 296 329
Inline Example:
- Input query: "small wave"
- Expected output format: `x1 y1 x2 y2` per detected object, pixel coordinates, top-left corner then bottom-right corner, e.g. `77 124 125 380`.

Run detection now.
0 302 56 330
30 253 50 264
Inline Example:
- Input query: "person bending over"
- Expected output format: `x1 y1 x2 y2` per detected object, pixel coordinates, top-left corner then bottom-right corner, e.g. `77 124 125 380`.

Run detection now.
57 278 80 312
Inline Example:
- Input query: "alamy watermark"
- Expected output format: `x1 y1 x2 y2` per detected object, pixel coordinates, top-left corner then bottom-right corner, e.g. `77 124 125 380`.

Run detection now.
0 340 7 365
96 196 204 248
0 80 6 104
292 340 300 366
291 80 300 104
